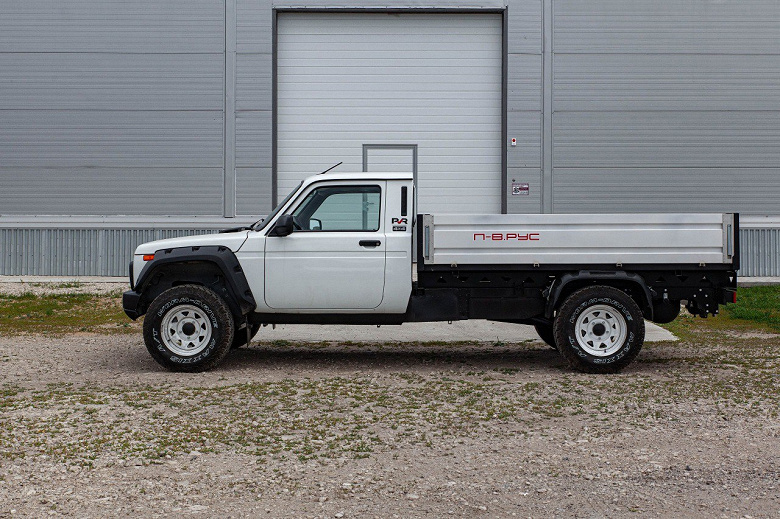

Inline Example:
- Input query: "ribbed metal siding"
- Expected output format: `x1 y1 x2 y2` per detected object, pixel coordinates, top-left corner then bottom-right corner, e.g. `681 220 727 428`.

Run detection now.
0 0 226 216
739 228 780 277
551 0 780 216
235 1 273 216
0 228 214 277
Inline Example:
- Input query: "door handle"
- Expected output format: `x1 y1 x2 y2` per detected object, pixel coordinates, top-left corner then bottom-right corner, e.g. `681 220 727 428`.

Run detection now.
359 240 381 247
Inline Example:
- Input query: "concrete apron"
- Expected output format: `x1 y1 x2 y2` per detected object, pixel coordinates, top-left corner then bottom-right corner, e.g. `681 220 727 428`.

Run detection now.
265 320 677 343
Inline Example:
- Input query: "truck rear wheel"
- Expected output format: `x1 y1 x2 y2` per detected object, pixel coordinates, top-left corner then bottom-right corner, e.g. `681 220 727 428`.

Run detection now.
553 286 645 373
533 322 558 350
143 285 234 372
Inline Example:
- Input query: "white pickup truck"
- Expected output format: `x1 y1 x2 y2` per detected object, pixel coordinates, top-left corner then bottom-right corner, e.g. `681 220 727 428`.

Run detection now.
123 171 739 373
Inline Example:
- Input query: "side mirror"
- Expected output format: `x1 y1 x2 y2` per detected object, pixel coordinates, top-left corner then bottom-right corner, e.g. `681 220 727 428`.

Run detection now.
270 214 294 237
309 218 322 231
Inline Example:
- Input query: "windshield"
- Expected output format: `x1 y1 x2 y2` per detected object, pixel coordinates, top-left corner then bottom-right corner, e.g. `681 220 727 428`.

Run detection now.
251 181 303 231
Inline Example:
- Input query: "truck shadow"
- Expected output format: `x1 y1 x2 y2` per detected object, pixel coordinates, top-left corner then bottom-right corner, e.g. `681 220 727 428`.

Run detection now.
221 342 571 373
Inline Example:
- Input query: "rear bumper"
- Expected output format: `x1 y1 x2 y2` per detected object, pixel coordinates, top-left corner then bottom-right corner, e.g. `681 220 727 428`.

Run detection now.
123 290 142 320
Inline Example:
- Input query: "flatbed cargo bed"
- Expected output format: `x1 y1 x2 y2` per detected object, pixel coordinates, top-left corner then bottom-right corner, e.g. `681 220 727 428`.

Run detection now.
419 213 737 268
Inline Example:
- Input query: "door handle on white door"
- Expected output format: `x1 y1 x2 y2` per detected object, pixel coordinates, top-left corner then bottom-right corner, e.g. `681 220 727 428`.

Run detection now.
359 240 381 247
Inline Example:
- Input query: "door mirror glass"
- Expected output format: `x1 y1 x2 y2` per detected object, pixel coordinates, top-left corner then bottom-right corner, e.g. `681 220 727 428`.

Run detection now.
270 214 294 236
309 218 322 231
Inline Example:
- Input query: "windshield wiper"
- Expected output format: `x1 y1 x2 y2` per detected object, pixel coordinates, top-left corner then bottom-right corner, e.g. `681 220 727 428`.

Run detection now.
219 225 251 233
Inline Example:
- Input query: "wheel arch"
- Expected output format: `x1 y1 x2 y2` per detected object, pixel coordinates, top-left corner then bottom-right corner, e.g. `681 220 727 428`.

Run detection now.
127 246 256 319
545 271 654 321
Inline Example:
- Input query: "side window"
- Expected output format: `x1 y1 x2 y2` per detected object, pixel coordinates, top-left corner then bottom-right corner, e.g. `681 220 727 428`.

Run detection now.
292 185 381 232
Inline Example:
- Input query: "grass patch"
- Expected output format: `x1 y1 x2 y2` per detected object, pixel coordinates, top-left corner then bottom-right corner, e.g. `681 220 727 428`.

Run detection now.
661 285 780 339
724 285 780 332
0 291 135 335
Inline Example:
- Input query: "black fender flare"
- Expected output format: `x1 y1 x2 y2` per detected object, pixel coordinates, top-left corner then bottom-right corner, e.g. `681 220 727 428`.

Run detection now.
124 245 256 319
544 270 654 320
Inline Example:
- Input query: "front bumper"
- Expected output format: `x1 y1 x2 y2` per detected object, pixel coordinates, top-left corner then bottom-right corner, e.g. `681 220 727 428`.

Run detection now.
123 290 142 320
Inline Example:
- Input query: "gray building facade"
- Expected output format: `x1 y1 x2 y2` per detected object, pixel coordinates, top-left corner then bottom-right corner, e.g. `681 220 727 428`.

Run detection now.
1 0 779 276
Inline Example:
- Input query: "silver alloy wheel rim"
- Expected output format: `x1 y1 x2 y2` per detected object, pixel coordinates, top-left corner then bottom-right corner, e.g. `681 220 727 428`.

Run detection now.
574 304 627 357
160 304 213 356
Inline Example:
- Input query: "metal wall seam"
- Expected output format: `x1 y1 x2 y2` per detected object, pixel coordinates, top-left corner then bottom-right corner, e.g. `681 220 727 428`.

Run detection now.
224 0 238 218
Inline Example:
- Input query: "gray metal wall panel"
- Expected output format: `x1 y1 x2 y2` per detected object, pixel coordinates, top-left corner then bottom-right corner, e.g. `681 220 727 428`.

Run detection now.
506 167 542 213
0 53 224 111
236 54 273 111
0 0 225 53
236 111 273 168
0 168 224 215
508 0 542 55
0 0 227 221
507 111 541 168
237 0 272 53
550 0 780 278
554 0 780 54
508 53 541 111
553 111 780 169
555 54 780 112
0 111 224 168
236 167 273 215
552 168 780 215
235 0 272 217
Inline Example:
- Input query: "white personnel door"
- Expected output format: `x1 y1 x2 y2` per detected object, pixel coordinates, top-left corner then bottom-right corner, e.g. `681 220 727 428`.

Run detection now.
276 12 502 214
264 182 386 310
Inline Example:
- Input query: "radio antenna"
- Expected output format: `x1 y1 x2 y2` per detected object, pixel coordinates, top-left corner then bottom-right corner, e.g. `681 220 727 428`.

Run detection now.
318 162 343 175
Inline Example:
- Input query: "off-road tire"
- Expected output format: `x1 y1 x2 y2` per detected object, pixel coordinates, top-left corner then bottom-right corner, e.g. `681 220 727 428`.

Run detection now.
553 285 645 374
534 322 558 350
143 285 234 372
231 322 260 349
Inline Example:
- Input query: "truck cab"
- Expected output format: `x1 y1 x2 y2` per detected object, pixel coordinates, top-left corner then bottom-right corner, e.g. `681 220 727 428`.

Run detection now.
238 172 414 315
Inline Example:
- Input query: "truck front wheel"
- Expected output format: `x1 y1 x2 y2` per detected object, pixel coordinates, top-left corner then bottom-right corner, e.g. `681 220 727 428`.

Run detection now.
553 286 645 373
143 285 235 372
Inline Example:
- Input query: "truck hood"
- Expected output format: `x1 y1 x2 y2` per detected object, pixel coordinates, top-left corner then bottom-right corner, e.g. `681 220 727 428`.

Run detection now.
134 231 250 255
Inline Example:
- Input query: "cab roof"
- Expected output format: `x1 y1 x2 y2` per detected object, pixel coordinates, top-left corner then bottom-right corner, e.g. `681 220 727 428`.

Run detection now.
302 171 414 187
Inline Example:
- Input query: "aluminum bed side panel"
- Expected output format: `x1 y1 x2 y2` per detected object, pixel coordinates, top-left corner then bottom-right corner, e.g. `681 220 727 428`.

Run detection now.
425 213 734 266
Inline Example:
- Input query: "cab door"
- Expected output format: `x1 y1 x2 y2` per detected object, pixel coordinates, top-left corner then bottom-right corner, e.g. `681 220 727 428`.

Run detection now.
264 182 386 310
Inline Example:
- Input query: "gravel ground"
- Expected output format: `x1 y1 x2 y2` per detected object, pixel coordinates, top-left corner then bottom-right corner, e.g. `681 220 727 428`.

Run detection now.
0 288 778 518
0 281 127 297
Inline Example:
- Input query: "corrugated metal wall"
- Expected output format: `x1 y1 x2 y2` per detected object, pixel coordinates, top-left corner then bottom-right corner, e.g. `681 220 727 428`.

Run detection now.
506 0 544 215
739 223 780 277
0 0 778 276
0 228 216 277
0 0 228 216
235 0 273 216
550 0 780 216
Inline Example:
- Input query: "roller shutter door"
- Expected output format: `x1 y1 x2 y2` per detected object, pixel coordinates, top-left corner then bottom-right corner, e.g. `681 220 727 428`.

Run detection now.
276 12 502 214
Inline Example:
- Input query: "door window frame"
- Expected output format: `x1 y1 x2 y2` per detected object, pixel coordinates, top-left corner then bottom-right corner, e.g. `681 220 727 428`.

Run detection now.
267 181 384 235
291 184 382 233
